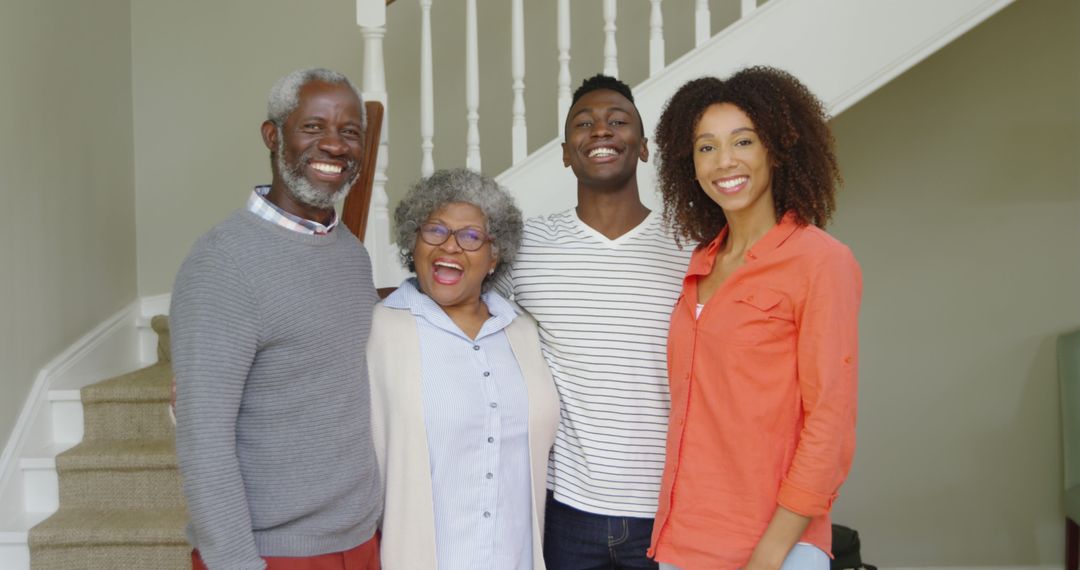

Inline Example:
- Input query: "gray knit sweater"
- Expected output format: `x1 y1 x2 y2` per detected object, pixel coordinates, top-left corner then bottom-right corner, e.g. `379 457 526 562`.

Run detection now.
171 209 382 570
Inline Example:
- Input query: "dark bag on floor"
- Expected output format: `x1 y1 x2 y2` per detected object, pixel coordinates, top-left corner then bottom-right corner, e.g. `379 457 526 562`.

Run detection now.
831 524 877 570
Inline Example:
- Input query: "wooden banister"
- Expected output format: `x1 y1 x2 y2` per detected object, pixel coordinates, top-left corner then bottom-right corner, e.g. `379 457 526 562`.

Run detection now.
342 100 385 242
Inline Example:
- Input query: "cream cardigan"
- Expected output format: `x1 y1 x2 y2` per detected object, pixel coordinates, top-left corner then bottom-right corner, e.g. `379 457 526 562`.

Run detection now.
368 302 559 569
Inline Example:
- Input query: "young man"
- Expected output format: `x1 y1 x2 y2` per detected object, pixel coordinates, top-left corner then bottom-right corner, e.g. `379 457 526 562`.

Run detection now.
497 75 691 569
171 68 381 570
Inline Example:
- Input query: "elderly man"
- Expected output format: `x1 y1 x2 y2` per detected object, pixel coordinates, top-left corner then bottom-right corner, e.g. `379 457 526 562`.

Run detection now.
171 68 381 570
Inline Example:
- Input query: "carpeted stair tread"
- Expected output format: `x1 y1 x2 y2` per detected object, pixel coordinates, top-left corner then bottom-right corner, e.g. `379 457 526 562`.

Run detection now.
56 438 176 471
80 361 172 403
80 361 172 404
29 507 187 547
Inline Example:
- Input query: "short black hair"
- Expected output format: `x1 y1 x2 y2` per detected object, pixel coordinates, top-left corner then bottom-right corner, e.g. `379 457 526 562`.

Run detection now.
568 74 644 136
571 74 635 106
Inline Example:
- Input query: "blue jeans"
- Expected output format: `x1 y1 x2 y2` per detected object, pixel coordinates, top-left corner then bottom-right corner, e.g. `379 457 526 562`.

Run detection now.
543 492 658 569
657 543 829 570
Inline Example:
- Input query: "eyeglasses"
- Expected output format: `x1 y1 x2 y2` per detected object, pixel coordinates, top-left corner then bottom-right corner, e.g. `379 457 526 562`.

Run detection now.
418 222 492 251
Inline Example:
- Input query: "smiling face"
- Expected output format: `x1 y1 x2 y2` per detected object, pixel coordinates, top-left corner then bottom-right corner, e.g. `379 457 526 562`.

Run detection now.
412 202 498 312
562 89 648 191
693 103 776 224
261 80 364 216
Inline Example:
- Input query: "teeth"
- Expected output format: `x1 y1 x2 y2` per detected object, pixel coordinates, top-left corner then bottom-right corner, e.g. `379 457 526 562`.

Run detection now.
311 162 343 174
588 147 618 158
434 261 463 271
717 177 747 189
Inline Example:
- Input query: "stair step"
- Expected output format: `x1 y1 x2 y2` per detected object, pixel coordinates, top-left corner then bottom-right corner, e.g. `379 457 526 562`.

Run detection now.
58 468 183 511
30 507 187 547
29 507 189 570
51 439 182 511
47 390 85 445
83 400 175 441
0 533 31 570
18 457 59 515
32 543 190 570
81 362 175 441
81 361 171 404
56 438 176 471
0 509 52 538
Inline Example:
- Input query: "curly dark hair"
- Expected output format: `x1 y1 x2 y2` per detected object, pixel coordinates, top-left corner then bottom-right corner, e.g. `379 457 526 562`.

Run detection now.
654 66 841 245
568 74 644 137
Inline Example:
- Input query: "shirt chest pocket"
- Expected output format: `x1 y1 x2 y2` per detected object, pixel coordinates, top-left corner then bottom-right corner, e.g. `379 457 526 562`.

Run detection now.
722 288 795 346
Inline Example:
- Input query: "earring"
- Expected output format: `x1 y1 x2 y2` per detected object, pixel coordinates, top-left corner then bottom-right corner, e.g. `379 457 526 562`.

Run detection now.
487 268 495 275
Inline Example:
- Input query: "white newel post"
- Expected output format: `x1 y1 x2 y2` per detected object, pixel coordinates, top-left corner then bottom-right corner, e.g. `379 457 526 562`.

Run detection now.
602 0 618 78
556 0 571 132
511 0 527 165
649 0 664 77
357 0 399 286
420 0 435 178
695 0 710 48
465 0 482 171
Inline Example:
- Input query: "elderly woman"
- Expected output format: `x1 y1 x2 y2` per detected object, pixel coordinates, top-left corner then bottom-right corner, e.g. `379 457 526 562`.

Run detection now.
368 168 559 570
647 68 863 570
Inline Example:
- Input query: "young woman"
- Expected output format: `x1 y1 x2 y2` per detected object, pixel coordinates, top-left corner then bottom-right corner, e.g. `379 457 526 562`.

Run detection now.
648 67 862 570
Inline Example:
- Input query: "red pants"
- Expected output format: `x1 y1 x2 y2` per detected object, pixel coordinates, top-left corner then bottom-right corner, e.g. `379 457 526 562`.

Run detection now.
192 534 379 570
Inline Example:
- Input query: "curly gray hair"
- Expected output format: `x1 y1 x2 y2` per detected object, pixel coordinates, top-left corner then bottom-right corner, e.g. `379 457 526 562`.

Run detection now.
394 168 523 290
266 68 366 131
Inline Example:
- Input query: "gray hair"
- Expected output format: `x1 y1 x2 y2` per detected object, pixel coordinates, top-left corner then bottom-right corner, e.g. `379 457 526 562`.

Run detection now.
394 168 523 290
266 68 366 131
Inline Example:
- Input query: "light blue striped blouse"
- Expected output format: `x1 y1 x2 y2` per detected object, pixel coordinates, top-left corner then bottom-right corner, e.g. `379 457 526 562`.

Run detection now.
385 280 533 570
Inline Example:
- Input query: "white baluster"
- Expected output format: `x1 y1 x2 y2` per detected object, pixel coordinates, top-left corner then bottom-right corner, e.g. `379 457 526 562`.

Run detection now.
359 23 388 165
511 0 527 164
556 0 571 132
358 4 392 285
465 0 481 171
649 0 664 77
694 0 710 48
742 0 757 18
420 0 434 177
602 0 618 78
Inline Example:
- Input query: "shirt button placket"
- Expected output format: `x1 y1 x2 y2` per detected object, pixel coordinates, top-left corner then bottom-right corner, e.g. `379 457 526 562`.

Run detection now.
474 340 499 536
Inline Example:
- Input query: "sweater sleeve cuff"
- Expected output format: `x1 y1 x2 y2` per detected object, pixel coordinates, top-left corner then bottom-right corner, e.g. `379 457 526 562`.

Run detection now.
777 479 837 517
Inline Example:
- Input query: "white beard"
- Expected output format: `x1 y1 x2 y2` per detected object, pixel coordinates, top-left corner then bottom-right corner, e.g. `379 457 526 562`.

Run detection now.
275 134 360 209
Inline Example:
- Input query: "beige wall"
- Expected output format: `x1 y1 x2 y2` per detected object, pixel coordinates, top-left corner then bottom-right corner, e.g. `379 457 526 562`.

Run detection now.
130 0 737 295
0 0 137 446
828 0 1079 564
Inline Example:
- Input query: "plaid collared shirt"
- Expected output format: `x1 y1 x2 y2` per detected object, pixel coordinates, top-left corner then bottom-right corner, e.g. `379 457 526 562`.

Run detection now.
247 185 339 235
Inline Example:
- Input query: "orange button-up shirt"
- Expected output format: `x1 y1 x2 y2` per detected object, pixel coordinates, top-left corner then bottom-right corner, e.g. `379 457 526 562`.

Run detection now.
649 212 862 569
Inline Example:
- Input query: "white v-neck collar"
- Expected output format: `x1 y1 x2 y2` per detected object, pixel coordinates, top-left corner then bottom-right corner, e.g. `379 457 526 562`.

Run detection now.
571 208 656 247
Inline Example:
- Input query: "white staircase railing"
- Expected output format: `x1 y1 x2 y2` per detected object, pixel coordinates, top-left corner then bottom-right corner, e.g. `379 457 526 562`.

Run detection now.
354 0 761 287
354 0 1012 288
